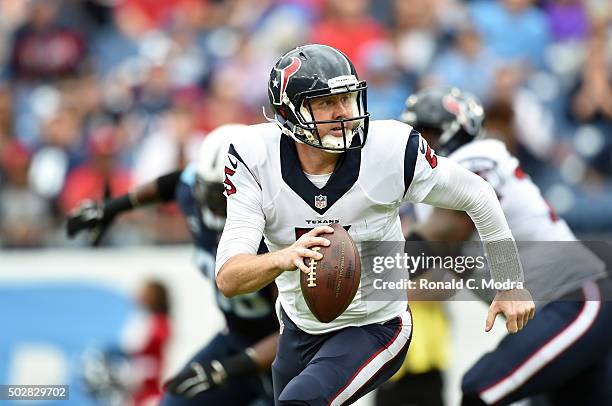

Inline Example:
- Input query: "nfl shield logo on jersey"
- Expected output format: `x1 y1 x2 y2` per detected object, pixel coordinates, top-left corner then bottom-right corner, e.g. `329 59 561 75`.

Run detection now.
314 194 327 209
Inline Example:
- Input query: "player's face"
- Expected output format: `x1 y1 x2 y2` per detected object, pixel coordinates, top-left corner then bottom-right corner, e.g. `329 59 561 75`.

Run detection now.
306 92 359 138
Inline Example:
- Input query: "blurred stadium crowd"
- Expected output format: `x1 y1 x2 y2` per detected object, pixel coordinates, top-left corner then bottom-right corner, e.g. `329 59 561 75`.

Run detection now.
0 0 611 248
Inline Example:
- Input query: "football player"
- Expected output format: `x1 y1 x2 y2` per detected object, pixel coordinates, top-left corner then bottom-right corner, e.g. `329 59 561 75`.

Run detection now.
67 124 278 406
214 44 535 405
401 87 612 405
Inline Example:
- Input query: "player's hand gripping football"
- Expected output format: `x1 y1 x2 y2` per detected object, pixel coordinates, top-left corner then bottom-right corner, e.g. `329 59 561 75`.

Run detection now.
273 226 333 273
486 288 536 334
66 200 116 246
165 360 227 398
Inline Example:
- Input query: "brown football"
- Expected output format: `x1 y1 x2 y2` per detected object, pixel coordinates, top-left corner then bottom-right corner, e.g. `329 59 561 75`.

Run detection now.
300 223 361 323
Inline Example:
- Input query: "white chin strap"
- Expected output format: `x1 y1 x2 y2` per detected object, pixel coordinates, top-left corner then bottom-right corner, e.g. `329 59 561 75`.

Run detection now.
320 133 348 153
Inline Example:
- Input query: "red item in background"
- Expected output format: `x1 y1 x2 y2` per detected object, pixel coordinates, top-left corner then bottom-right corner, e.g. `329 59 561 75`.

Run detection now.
87 126 121 156
132 313 171 406
194 99 258 134
0 139 30 172
59 166 132 214
11 28 85 80
309 18 385 73
116 0 204 31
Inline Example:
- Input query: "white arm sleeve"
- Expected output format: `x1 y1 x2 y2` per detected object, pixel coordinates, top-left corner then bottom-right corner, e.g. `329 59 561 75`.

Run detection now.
421 156 513 242
215 148 265 275
403 134 511 240
415 155 524 284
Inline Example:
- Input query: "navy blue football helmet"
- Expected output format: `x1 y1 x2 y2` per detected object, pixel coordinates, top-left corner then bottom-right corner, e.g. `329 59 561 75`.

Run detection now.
400 87 485 155
268 44 369 152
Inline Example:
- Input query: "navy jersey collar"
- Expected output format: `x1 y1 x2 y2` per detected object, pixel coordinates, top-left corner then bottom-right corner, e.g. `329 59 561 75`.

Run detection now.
280 136 361 215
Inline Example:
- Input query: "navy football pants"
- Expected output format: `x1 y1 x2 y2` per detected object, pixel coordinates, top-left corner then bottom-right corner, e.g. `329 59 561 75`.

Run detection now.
272 308 412 406
462 278 612 406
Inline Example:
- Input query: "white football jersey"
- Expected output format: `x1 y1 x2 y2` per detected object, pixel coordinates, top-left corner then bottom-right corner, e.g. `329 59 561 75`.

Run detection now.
416 138 574 240
217 121 443 334
415 138 605 303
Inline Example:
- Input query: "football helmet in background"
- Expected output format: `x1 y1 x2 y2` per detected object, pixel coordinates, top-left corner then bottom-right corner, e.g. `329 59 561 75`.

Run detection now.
400 87 485 155
194 124 246 230
267 44 369 153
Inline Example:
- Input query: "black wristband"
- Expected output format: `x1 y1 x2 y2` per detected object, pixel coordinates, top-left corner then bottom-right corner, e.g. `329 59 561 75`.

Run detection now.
104 195 134 217
157 170 182 202
218 350 258 381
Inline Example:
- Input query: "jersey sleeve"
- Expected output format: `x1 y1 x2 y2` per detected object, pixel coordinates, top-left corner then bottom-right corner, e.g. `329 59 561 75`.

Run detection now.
420 155 513 242
215 142 265 275
400 130 513 242
402 131 445 203
412 146 524 284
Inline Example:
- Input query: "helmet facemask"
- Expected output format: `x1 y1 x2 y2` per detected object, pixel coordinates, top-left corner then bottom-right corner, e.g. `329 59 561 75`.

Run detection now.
272 77 369 153
298 85 368 153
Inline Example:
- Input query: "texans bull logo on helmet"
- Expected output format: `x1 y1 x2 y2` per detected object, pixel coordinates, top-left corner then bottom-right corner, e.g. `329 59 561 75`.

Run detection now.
443 93 478 135
270 56 302 106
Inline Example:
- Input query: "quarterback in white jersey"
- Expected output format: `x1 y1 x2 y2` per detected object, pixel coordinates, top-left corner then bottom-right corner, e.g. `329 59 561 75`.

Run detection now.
402 87 611 406
214 45 535 405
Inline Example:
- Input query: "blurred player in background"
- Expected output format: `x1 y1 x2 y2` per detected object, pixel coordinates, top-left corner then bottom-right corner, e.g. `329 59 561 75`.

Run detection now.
215 44 534 405
82 279 171 406
402 87 612 406
67 124 278 405
132 280 172 405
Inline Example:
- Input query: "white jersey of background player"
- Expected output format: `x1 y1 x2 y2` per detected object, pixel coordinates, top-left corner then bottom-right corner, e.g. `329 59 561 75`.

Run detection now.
404 87 606 304
215 45 534 336
416 136 575 241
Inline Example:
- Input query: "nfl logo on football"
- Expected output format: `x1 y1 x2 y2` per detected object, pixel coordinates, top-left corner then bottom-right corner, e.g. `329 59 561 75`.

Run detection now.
314 194 327 209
